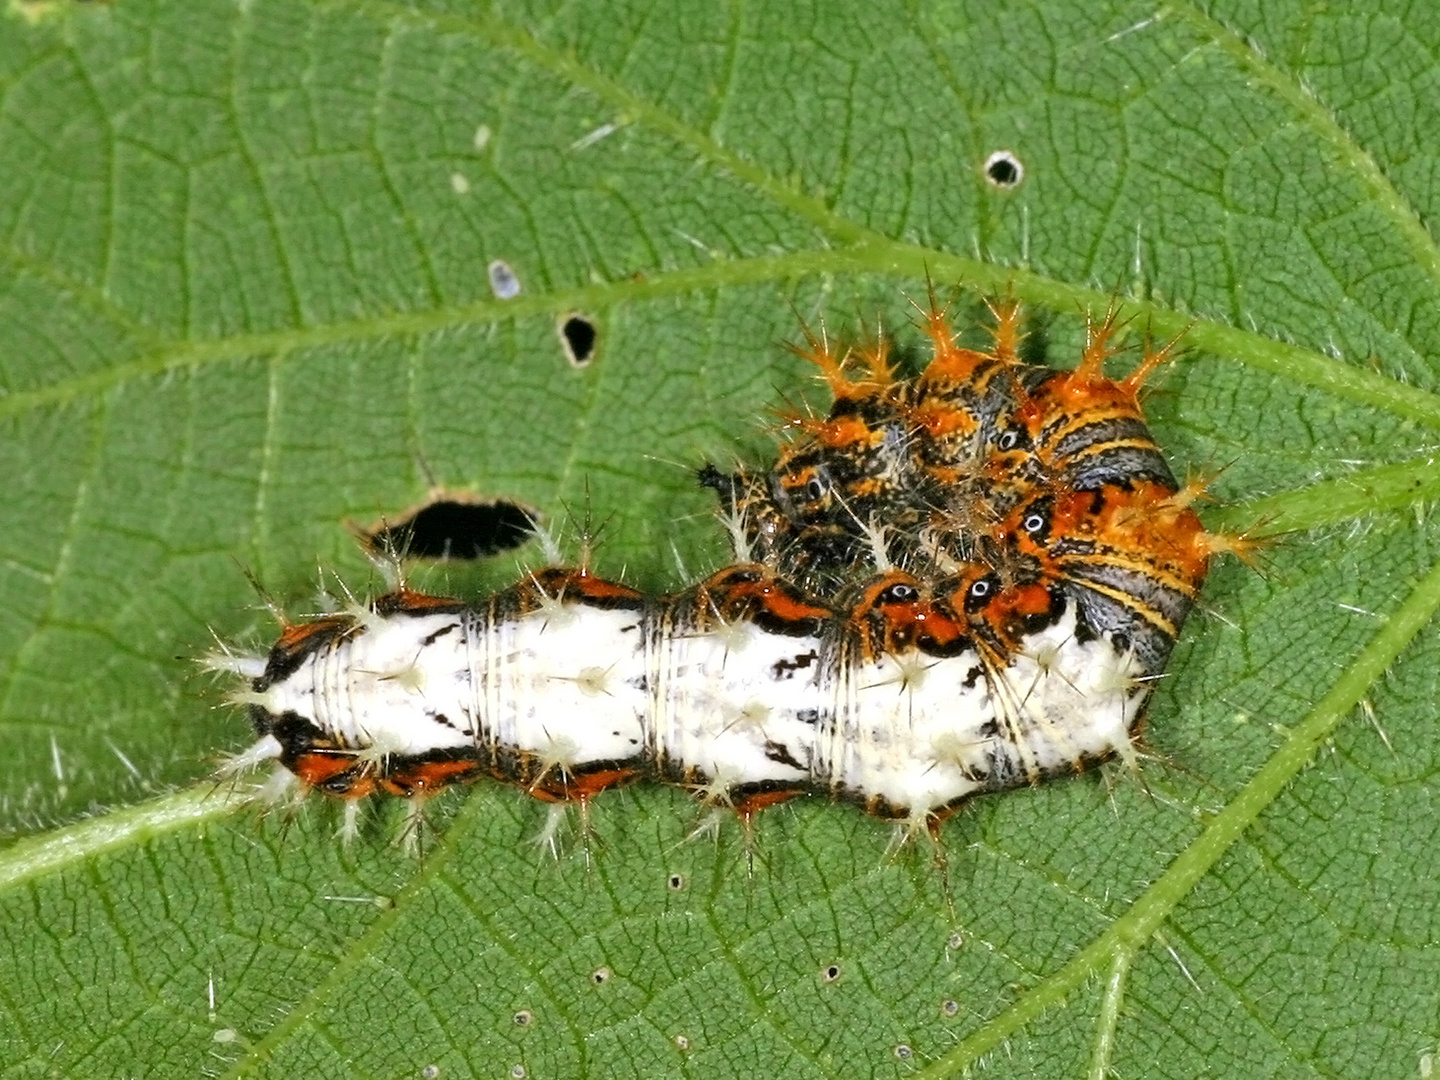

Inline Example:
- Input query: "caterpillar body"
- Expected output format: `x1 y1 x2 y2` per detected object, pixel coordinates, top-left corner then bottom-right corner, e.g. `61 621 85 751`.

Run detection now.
211 296 1240 836
224 563 1145 829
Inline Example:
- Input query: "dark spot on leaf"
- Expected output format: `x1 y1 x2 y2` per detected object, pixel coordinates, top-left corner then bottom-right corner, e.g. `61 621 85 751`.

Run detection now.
364 496 538 561
559 313 598 366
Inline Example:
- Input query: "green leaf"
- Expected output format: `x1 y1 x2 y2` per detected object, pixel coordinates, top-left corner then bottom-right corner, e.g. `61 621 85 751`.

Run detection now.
2 1 1437 1077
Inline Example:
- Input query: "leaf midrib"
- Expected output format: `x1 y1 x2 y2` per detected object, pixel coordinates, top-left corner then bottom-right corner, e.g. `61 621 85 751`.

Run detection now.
5 244 1440 438
6 0 1440 432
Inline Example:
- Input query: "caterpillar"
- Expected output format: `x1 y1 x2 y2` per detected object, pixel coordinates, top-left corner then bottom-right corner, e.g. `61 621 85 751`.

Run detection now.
214 562 1144 835
209 295 1242 840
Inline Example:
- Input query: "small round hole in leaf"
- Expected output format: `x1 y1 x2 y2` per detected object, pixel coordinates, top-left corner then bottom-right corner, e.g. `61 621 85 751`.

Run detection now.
983 150 1024 189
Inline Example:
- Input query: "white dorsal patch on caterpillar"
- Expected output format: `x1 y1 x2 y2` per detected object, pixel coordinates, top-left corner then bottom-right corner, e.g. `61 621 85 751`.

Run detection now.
221 564 1147 828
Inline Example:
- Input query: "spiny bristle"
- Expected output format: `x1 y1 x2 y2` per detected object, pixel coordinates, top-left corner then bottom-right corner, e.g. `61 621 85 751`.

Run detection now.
397 794 431 859
687 763 745 808
717 500 756 565
771 403 815 433
919 304 970 368
237 564 292 630
788 322 861 399
225 687 279 711
911 286 955 343
683 807 729 845
359 542 407 592
343 600 388 633
1106 728 1142 776
773 408 879 451
511 576 571 628
1120 327 1185 396
1077 304 1125 380
985 297 1024 363
529 733 582 791
255 765 301 807
530 802 571 862
217 734 284 779
855 337 895 387
885 806 941 858
1163 474 1220 512
337 799 363 847
199 648 268 680
353 726 411 769
530 513 566 566
855 516 893 572
1200 528 1265 567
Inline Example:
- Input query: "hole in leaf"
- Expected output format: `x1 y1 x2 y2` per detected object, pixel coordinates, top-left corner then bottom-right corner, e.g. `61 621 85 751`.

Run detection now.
559 313 598 367
363 496 538 562
983 149 1024 188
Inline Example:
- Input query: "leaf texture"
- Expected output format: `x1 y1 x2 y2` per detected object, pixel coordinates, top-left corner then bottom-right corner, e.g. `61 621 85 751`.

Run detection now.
1 1 1438 1077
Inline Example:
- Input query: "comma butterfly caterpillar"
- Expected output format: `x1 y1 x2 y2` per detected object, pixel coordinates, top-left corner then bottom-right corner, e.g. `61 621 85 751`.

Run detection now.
206 294 1248 845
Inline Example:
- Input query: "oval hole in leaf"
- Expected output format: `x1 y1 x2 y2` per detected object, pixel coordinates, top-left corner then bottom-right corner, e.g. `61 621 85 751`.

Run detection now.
364 497 538 561
559 313 598 367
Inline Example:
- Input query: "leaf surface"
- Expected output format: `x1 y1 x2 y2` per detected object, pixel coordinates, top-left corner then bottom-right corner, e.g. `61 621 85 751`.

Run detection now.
1 1 1438 1077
